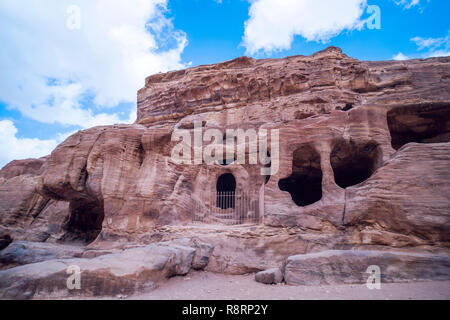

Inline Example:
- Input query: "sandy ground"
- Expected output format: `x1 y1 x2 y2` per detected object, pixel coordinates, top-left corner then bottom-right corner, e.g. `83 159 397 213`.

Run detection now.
129 271 450 300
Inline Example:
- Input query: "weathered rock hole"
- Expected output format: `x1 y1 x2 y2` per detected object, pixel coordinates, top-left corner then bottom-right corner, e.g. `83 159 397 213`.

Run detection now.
278 145 322 207
60 200 104 245
216 173 236 209
0 234 12 251
137 143 145 168
264 150 271 184
342 103 353 111
387 104 450 150
331 141 382 188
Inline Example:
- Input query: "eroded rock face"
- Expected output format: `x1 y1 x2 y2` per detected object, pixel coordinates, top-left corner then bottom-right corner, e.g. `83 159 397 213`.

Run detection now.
0 47 449 292
0 158 70 243
344 143 450 245
13 47 445 244
137 47 450 127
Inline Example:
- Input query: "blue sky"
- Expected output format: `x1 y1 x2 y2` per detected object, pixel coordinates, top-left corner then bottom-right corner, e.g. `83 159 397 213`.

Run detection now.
0 0 449 168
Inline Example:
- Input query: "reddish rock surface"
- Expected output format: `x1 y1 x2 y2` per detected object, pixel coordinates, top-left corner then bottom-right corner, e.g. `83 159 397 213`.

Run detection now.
0 242 199 299
283 250 450 286
0 158 69 243
0 47 449 298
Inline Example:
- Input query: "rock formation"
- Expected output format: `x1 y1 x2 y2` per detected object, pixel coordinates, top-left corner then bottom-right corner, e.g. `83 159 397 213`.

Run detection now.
0 47 449 298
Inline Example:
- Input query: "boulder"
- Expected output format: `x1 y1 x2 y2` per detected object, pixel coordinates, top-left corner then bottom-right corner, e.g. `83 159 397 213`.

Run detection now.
255 268 283 284
0 241 85 269
283 250 450 286
167 238 214 270
0 243 196 299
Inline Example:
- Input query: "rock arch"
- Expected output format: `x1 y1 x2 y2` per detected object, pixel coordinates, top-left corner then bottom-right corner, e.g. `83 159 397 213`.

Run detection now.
60 199 104 244
216 173 236 209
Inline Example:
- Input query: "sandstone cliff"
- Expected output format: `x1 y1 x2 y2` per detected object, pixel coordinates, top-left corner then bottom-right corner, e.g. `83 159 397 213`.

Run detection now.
0 47 449 297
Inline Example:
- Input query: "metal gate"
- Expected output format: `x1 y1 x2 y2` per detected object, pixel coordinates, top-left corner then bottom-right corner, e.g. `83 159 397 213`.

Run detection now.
192 190 262 225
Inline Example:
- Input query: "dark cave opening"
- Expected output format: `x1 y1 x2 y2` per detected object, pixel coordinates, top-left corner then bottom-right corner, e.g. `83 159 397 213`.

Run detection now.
278 144 323 207
331 141 382 189
343 103 353 111
216 173 236 209
61 199 105 244
0 234 12 251
387 104 450 150
264 150 271 184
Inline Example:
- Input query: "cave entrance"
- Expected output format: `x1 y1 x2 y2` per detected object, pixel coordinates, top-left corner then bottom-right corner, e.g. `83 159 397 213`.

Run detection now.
278 144 323 207
387 104 450 150
60 199 104 245
331 141 382 189
216 173 236 209
193 173 262 225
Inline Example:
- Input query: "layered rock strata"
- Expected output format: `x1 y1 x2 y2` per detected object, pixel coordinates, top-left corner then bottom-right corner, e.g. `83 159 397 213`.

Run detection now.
0 47 449 297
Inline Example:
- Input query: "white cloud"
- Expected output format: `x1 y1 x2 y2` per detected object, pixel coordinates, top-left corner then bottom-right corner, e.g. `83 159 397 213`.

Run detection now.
411 36 446 50
411 32 450 58
425 50 450 58
392 52 409 60
393 0 421 9
0 120 58 168
242 0 434 55
0 0 188 129
242 0 368 55
392 31 449 62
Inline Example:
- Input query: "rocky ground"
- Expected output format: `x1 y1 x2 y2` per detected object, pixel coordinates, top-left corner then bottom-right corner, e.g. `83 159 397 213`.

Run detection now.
1 226 448 300
127 272 450 300
33 270 449 300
